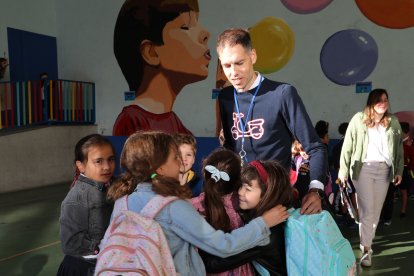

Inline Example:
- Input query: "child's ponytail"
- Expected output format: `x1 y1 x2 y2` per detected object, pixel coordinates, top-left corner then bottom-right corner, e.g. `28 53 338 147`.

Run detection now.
201 148 242 232
203 178 232 232
107 174 138 201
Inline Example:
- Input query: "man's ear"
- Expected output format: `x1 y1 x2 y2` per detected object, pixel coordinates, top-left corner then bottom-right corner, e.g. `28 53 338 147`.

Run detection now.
140 40 160 66
250 48 257 65
76 161 85 173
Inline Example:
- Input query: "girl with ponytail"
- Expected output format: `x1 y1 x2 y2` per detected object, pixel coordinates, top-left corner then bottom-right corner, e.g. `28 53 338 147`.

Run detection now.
191 148 254 275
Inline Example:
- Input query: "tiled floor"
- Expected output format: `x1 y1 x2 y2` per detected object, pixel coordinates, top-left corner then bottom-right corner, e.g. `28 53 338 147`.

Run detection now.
0 183 413 275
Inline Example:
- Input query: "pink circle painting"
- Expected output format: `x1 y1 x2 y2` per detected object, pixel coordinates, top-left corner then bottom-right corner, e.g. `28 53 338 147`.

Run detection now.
281 0 333 14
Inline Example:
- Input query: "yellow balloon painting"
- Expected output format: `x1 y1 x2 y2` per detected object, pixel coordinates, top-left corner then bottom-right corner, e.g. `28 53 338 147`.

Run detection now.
250 17 295 74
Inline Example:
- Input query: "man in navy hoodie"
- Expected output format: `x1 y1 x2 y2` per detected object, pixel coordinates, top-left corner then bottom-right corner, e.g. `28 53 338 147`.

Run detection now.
217 28 327 214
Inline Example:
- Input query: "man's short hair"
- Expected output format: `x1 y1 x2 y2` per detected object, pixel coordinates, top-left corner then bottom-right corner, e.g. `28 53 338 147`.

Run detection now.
216 28 252 54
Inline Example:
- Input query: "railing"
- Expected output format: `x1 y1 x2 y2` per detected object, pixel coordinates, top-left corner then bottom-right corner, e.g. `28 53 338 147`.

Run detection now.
0 79 95 130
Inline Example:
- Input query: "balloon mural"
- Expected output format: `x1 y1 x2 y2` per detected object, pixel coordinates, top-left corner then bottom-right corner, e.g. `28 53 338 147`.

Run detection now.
395 111 414 132
250 17 295 74
320 29 378 86
355 0 414 29
280 0 333 14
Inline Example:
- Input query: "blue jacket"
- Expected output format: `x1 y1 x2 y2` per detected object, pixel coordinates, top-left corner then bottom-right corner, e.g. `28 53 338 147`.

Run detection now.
127 183 271 276
219 78 327 185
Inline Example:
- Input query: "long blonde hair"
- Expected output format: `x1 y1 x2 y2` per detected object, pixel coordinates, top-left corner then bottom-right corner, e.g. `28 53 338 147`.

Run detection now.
362 88 390 128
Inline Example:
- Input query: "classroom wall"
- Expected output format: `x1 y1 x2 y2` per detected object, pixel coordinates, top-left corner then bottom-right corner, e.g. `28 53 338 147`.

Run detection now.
0 125 97 193
1 1 413 139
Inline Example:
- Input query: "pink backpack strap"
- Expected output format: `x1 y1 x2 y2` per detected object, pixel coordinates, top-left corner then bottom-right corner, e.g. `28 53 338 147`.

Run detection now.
141 195 178 219
112 195 129 217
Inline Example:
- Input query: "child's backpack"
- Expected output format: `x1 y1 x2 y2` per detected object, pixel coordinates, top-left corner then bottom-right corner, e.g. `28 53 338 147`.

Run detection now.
94 195 178 276
285 209 356 276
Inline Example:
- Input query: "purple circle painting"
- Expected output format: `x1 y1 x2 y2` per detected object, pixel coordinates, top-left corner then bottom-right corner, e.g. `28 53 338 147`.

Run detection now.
320 29 378 86
281 0 333 14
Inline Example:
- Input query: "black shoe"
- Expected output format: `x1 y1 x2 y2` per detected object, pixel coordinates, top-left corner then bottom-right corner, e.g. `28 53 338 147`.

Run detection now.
400 212 407 218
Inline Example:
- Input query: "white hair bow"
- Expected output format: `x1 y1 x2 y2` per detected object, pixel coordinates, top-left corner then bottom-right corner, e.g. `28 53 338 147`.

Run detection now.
205 165 230 182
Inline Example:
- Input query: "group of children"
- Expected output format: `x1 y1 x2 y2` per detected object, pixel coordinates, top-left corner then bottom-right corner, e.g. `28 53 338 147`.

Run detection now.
57 131 292 276
59 119 414 275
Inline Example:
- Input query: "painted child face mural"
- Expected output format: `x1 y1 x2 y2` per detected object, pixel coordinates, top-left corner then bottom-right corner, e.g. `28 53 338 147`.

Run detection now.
114 0 210 92
112 0 211 136
156 10 210 81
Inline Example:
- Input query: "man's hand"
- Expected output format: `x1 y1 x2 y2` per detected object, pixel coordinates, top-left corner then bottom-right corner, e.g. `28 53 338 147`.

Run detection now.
300 190 322 215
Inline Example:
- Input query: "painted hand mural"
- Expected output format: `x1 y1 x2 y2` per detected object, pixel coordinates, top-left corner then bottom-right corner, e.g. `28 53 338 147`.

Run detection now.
112 0 211 136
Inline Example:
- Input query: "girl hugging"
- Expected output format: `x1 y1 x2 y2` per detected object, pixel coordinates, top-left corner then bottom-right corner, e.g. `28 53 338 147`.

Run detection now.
200 160 292 276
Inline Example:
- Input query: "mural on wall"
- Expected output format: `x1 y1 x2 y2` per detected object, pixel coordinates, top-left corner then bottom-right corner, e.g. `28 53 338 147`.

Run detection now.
395 111 414 134
320 29 378 86
280 0 333 14
112 0 211 136
215 60 231 136
250 17 295 74
356 0 414 29
109 0 411 137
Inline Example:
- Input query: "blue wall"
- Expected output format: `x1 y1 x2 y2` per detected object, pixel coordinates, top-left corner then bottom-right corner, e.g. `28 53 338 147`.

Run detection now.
8 27 58 81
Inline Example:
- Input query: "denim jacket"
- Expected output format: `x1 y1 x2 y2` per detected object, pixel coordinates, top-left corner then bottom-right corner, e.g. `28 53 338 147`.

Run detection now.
59 175 113 256
127 183 271 276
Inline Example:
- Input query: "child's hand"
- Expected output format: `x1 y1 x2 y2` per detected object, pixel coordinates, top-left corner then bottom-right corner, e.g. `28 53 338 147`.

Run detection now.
262 204 289 227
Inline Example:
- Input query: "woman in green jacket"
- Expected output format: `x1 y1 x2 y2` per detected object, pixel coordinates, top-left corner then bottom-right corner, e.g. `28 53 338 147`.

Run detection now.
339 88 403 267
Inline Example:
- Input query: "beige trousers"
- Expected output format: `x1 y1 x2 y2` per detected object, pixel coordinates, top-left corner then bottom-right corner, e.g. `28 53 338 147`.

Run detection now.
353 162 390 248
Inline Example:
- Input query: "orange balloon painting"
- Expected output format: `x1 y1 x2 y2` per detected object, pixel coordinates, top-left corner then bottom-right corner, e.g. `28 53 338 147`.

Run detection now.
355 0 414 29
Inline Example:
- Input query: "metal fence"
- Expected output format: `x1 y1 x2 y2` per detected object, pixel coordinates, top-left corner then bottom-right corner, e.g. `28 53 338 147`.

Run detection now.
0 79 95 130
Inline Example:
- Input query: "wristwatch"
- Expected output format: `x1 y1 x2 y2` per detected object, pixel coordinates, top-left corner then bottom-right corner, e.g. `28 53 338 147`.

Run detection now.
309 188 324 199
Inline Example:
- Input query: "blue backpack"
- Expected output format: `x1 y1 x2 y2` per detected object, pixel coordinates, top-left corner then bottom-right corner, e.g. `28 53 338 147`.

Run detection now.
285 209 356 275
